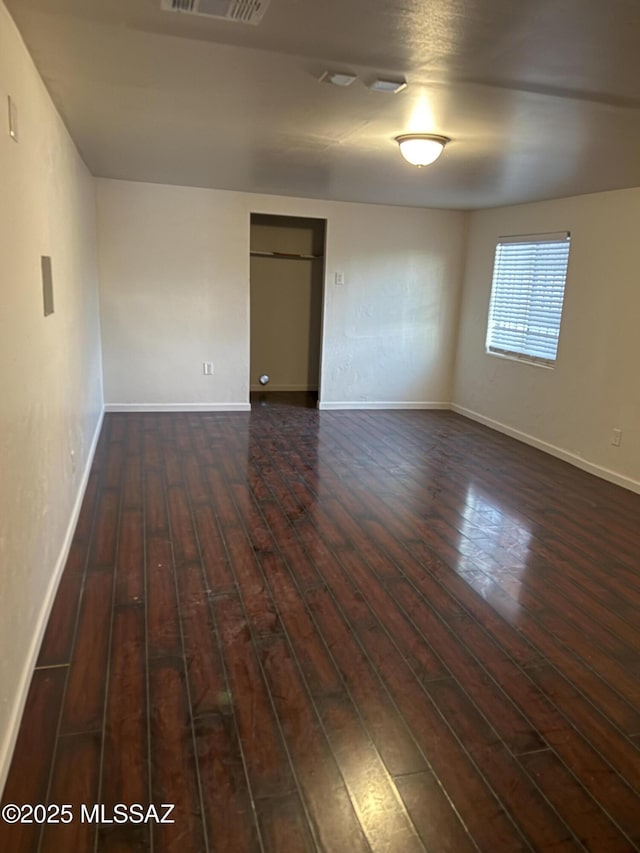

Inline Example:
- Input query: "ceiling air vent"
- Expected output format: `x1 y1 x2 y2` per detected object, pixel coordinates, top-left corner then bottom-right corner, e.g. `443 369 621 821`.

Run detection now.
160 0 271 25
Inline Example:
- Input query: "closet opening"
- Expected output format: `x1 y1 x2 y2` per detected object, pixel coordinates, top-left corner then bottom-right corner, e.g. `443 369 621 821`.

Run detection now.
249 213 326 409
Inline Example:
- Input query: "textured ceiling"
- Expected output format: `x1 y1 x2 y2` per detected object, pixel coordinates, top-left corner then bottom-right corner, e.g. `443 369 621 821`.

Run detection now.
6 0 640 208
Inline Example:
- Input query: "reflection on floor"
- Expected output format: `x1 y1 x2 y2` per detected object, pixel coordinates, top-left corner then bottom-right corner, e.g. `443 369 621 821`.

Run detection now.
3 408 640 851
250 390 318 409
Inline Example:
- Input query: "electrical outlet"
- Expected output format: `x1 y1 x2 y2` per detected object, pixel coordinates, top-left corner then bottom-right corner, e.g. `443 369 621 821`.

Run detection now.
611 428 622 447
334 271 345 286
203 362 214 375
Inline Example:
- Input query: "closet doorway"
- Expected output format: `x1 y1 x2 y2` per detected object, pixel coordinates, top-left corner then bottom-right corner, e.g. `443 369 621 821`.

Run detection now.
250 214 326 409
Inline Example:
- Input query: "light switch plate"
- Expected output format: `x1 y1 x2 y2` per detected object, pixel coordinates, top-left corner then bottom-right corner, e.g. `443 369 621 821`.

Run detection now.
42 256 54 316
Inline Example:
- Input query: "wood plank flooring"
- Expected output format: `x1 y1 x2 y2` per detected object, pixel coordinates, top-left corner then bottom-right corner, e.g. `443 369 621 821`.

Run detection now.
2 402 640 852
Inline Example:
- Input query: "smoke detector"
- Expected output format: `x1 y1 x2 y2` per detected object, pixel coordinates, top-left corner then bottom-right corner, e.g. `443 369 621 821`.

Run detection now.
160 0 271 25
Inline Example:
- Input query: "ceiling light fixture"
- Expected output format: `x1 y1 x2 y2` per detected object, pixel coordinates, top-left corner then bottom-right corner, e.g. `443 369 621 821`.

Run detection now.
369 78 407 94
395 133 450 166
319 71 357 87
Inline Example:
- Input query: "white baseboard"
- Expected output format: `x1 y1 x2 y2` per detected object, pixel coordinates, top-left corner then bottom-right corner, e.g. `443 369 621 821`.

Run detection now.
104 403 250 412
451 404 640 495
318 401 450 411
0 406 105 798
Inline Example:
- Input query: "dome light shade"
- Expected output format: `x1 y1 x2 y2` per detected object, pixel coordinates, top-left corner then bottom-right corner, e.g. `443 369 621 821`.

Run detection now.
396 134 449 166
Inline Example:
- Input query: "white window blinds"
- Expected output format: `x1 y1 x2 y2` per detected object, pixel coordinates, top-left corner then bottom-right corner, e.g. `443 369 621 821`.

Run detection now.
486 232 571 365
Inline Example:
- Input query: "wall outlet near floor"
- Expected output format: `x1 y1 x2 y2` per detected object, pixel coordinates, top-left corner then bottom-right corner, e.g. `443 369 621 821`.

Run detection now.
203 362 214 375
611 428 622 447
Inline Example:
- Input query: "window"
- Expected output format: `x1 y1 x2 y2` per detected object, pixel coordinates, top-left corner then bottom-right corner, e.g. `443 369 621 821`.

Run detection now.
486 232 570 366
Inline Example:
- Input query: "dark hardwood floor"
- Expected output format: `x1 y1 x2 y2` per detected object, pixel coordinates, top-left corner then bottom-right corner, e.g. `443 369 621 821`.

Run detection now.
250 390 318 409
2 404 640 852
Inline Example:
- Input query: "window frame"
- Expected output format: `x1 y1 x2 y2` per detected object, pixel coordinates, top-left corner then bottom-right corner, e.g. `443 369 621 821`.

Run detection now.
485 231 571 368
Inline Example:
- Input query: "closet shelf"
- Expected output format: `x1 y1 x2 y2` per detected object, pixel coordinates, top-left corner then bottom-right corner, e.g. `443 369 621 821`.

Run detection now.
250 250 323 260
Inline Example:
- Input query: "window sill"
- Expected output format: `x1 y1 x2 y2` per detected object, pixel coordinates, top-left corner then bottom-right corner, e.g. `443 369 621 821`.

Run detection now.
485 350 555 370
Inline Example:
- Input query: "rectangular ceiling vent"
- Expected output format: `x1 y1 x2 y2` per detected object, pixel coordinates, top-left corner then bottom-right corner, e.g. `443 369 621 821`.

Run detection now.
160 0 271 25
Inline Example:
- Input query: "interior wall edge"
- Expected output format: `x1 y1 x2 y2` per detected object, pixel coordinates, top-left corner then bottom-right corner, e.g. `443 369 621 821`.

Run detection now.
0 406 105 799
447 211 472 392
451 403 640 495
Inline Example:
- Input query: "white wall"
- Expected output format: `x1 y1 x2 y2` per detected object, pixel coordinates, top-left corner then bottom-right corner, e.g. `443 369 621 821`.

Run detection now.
97 179 467 409
0 1 103 790
97 183 249 410
453 188 640 491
